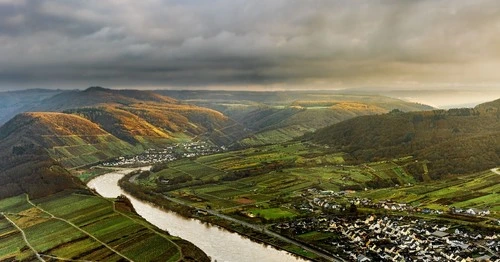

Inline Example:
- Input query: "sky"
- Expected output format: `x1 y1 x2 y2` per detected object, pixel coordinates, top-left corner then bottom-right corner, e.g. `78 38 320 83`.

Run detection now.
1 0 500 92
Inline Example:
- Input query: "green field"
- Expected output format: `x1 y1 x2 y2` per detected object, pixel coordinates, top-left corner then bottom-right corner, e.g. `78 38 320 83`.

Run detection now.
247 208 297 220
133 141 500 223
356 169 500 217
0 191 184 261
137 142 423 215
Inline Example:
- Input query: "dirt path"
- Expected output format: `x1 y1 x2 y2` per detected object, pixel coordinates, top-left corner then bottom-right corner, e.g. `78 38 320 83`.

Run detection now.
491 167 500 175
25 195 133 262
2 213 45 262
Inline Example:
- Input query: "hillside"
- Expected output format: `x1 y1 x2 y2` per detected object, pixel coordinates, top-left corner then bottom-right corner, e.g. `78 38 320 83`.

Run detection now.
0 112 140 169
0 87 249 146
0 114 90 198
32 86 177 111
0 88 252 169
309 99 500 178
236 100 431 146
157 90 432 146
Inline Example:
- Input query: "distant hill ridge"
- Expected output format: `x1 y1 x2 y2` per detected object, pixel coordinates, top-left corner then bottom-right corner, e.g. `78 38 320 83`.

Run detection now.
0 87 253 199
34 86 177 111
0 87 249 168
156 90 433 146
308 98 500 178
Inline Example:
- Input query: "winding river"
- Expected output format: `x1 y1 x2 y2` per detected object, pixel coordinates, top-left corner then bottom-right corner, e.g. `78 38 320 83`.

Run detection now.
87 168 306 262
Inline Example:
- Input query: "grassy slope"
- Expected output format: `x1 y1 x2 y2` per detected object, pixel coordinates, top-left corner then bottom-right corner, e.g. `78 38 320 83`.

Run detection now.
136 143 419 210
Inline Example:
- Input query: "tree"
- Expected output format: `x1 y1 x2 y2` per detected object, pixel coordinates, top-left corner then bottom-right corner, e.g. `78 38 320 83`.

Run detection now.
349 203 358 214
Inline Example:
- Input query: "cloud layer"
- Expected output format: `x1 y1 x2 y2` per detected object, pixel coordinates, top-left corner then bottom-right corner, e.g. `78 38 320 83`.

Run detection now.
1 0 500 90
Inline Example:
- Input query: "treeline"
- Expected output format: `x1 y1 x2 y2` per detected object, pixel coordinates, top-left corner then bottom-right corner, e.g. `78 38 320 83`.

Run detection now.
309 105 500 178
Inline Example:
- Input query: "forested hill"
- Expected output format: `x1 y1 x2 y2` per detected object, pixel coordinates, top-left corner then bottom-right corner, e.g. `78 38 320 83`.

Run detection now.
308 98 500 178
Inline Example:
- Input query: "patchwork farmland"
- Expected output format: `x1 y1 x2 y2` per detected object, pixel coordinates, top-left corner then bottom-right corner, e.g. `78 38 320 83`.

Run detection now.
0 191 183 261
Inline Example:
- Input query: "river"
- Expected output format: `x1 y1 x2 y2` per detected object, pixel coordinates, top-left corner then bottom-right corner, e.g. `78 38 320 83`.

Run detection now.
87 168 307 262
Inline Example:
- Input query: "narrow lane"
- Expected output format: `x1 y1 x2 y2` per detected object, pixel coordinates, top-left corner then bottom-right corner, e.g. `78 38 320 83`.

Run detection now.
25 195 133 262
163 195 345 262
2 213 45 262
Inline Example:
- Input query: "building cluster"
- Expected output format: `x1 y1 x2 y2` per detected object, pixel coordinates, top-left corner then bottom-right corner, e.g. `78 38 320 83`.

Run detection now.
274 215 499 261
302 188 492 219
102 141 224 166
451 207 491 217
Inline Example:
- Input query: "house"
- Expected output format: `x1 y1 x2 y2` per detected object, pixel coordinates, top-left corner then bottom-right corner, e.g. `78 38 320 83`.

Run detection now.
357 254 371 262
431 231 449 238
465 208 480 216
474 255 491 261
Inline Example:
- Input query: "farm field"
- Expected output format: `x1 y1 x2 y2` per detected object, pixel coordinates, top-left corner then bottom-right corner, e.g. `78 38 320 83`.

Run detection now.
137 142 425 216
0 191 185 261
44 134 142 168
132 141 500 224
356 168 500 217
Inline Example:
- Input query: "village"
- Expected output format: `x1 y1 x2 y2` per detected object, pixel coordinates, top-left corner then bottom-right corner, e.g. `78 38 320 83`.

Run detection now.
274 214 499 261
301 188 493 221
101 141 225 166
98 143 499 261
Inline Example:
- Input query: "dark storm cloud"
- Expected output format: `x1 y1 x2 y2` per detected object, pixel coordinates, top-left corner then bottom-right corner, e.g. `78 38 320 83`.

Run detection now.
1 0 500 90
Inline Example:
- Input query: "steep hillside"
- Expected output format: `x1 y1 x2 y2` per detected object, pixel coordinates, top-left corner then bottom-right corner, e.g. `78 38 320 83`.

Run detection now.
0 150 85 199
0 88 251 168
0 114 91 198
309 99 500 178
1 87 249 147
0 112 139 168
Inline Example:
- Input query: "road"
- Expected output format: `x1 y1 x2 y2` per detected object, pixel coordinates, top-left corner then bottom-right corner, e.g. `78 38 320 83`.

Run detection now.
163 195 345 262
2 213 46 262
477 242 499 258
491 167 500 175
25 195 133 262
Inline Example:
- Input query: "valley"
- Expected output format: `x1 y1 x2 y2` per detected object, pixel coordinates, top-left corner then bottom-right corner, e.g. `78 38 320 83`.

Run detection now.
0 88 498 261
4 2 500 261
118 141 499 261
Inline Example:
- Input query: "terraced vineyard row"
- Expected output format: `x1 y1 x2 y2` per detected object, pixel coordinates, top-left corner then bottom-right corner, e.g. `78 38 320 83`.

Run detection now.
0 191 182 261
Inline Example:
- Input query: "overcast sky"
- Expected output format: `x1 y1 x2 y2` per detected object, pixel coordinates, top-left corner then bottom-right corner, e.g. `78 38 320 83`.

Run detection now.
1 0 500 91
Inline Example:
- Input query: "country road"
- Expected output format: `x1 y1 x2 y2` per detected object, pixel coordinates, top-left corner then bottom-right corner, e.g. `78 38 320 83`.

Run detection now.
162 195 345 262
491 168 500 175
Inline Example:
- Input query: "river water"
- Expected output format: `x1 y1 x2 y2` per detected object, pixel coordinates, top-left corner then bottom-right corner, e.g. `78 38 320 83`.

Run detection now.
87 168 307 262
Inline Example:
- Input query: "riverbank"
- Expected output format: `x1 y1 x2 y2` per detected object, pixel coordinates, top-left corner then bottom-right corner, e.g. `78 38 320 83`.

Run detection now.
88 167 311 262
119 170 341 262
